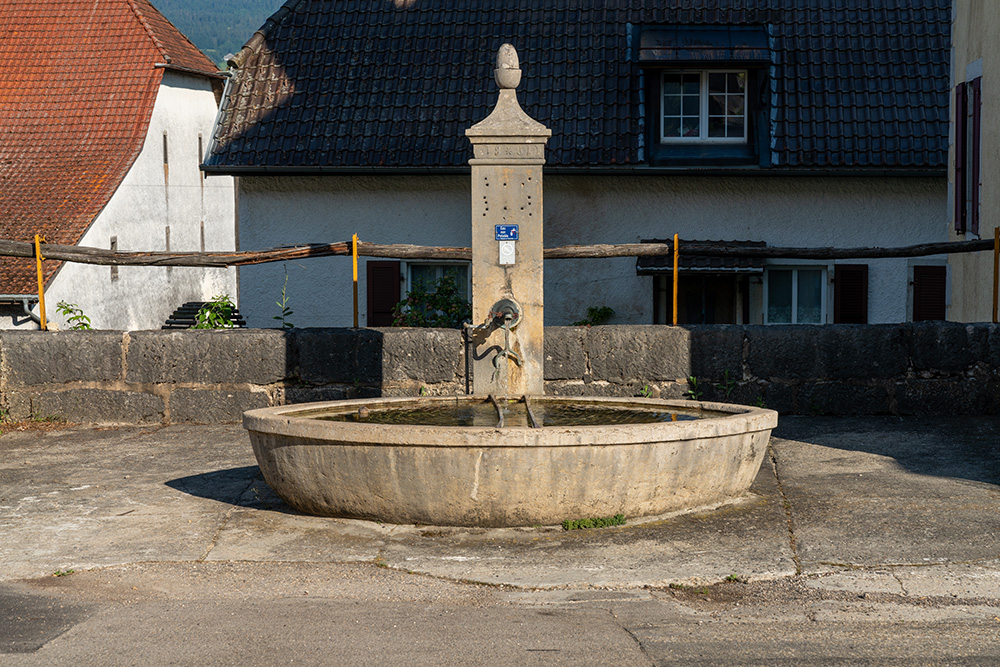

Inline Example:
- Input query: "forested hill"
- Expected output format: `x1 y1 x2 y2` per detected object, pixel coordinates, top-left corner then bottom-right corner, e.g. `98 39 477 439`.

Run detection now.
153 0 286 68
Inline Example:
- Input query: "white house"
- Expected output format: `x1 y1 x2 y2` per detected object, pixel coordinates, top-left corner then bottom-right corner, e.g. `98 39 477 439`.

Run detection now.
0 0 236 330
205 1 950 328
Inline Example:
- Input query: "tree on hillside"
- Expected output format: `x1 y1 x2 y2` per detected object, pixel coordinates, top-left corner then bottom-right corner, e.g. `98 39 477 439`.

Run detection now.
153 0 286 67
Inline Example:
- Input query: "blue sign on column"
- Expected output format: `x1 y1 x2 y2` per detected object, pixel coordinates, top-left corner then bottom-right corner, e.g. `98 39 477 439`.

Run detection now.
495 224 519 241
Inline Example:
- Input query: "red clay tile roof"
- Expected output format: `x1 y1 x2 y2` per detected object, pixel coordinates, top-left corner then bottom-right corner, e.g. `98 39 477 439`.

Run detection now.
0 0 218 295
130 0 219 77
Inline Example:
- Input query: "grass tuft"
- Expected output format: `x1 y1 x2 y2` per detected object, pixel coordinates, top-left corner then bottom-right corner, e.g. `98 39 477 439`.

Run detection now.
561 514 626 531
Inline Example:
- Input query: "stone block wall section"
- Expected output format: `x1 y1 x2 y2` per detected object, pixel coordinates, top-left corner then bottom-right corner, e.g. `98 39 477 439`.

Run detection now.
0 323 996 424
562 323 1000 416
0 328 465 425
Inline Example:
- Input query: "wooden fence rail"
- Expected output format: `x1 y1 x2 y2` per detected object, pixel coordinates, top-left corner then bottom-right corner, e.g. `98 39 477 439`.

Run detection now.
1 237 994 268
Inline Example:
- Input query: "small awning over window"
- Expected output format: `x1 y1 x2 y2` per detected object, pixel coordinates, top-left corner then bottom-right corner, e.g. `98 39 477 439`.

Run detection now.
636 240 766 274
639 26 770 64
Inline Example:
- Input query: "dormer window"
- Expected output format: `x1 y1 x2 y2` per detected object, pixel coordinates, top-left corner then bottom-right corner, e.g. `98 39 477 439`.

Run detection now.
661 70 747 143
639 25 770 167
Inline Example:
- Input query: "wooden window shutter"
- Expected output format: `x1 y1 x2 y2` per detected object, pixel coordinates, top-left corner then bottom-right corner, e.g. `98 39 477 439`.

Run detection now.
970 76 982 236
366 261 400 327
834 264 868 324
912 265 947 321
954 83 967 233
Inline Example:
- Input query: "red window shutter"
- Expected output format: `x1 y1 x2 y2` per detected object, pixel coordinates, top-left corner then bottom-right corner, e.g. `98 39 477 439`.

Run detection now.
834 264 868 324
954 83 967 233
912 265 947 321
970 76 982 236
366 261 400 327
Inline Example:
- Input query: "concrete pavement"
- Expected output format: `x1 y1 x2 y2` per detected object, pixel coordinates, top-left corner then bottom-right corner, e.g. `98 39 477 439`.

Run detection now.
2 417 1000 664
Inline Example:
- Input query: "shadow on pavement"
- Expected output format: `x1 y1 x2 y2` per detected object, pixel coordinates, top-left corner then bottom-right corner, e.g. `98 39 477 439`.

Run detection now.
0 584 94 655
165 466 295 513
773 416 1000 487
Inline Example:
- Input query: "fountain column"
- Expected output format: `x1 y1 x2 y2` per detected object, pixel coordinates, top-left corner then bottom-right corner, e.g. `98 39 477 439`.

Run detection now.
466 44 551 396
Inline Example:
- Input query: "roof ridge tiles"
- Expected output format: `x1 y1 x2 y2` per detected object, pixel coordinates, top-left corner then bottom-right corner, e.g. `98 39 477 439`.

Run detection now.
125 0 171 64
230 0 310 70
128 0 218 75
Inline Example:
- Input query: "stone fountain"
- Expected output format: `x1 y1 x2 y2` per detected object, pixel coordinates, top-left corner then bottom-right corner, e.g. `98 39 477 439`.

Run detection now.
466 42 548 398
243 45 778 527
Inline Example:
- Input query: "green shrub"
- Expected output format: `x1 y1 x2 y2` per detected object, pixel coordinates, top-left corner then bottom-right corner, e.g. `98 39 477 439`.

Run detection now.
193 295 236 329
55 301 91 330
392 271 471 328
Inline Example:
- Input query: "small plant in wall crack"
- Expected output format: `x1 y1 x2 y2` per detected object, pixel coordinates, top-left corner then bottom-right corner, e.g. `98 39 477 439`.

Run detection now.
684 376 703 401
273 266 295 329
0 410 69 436
714 370 737 400
571 305 615 327
193 295 236 329
55 301 91 330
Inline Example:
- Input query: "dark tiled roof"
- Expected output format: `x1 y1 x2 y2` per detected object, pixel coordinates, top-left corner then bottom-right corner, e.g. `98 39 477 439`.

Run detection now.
0 0 218 294
207 0 950 173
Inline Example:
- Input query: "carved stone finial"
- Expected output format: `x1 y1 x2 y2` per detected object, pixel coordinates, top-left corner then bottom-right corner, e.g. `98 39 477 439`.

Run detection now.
494 43 521 90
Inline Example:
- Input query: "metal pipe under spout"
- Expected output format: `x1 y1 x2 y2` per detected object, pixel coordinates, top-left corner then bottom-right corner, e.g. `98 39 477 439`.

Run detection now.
488 394 504 428
523 395 541 428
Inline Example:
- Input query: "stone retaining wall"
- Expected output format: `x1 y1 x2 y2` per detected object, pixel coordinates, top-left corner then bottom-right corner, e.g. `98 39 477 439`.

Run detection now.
1 323 996 424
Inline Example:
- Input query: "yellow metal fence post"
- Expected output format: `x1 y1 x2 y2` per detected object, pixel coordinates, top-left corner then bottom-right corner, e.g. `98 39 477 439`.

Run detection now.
34 234 47 331
672 233 679 326
352 234 359 328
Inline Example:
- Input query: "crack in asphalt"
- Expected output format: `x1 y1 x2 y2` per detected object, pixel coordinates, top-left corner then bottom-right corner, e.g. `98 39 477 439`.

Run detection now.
891 571 909 595
768 443 803 575
605 607 657 666
197 474 259 562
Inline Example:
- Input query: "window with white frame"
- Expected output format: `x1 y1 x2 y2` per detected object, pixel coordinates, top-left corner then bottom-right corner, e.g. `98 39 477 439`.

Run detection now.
764 267 826 324
661 70 747 143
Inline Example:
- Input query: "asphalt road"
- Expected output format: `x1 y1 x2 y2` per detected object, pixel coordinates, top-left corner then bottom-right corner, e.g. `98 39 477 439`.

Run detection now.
2 416 1000 664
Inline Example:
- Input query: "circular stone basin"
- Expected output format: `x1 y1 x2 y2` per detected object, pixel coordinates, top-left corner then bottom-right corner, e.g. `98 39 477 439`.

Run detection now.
244 396 778 528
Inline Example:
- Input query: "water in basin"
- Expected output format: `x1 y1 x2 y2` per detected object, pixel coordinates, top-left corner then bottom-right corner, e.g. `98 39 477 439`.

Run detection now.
315 398 722 427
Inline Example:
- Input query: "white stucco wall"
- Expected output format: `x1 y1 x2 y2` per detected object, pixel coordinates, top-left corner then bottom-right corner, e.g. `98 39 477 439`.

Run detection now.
41 71 236 331
235 173 945 328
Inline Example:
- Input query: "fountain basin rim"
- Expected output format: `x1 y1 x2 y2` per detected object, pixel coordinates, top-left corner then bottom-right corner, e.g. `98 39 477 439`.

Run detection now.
244 396 778 449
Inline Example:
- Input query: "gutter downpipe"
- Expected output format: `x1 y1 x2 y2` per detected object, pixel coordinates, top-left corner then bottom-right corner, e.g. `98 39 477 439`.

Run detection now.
21 297 40 326
0 296 42 326
202 68 236 171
